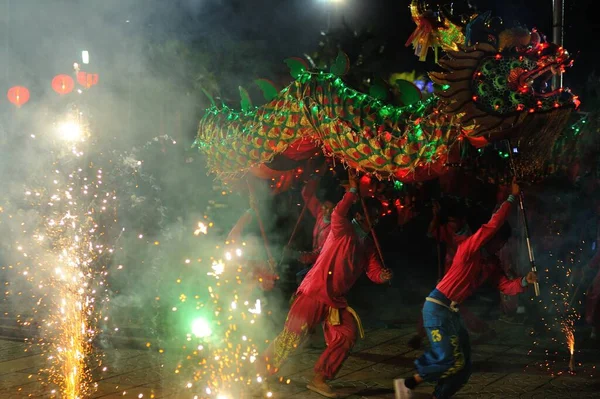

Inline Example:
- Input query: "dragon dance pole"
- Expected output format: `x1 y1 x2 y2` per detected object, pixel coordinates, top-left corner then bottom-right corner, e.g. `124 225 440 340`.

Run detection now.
277 160 327 268
358 189 390 285
552 0 564 89
505 140 541 297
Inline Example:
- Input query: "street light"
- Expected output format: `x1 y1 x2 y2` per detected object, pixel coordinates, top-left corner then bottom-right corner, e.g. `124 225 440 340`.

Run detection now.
81 51 89 64
321 0 345 31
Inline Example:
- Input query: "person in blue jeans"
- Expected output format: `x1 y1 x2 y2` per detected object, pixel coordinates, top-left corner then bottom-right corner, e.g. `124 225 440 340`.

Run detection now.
395 180 538 399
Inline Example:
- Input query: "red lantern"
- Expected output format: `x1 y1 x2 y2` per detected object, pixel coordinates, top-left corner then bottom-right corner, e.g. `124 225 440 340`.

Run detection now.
76 71 99 88
6 86 30 108
52 74 75 95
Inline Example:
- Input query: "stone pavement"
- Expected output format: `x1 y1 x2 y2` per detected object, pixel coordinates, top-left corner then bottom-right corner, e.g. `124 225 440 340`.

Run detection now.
0 321 598 398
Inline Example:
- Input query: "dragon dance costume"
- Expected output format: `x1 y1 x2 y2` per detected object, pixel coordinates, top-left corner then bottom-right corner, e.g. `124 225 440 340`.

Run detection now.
411 197 530 398
262 188 386 380
415 222 489 342
295 178 332 283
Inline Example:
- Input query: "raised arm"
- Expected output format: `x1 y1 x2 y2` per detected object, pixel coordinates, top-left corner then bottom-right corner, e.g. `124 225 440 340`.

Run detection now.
331 169 359 236
301 178 322 218
462 198 515 254
331 190 357 235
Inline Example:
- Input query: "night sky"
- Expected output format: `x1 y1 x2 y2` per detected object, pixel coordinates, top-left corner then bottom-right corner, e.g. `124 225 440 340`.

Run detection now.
161 0 600 90
2 0 599 111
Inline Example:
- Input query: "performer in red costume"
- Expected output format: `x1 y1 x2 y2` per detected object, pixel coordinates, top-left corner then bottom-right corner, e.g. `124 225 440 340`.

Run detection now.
409 200 491 349
293 176 336 283
395 180 538 399
260 170 393 398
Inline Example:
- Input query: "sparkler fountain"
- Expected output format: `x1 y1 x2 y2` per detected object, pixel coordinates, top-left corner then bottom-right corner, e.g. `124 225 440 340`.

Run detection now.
10 105 115 397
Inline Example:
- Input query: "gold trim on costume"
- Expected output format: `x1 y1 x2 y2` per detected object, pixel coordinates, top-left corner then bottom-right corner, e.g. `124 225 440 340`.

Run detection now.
327 306 365 339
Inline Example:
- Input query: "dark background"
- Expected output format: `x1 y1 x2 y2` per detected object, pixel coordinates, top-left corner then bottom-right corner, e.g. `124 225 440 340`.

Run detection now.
1 0 598 110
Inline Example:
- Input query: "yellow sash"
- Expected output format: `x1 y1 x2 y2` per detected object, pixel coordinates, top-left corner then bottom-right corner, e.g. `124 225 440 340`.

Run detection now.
327 306 365 339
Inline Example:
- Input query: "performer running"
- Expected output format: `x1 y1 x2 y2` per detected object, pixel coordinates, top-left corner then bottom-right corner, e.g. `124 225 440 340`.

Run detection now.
260 169 393 398
395 180 538 399
409 200 491 349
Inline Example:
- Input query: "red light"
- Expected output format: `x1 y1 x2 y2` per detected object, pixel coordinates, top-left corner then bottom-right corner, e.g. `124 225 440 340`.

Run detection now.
516 104 525 111
495 54 502 60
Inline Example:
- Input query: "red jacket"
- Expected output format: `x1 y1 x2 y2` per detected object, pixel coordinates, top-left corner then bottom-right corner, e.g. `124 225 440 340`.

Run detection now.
297 190 386 308
298 179 332 264
436 198 526 304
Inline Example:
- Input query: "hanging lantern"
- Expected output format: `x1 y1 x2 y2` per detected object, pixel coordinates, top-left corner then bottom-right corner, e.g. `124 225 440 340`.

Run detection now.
76 71 99 89
52 74 75 95
6 86 30 108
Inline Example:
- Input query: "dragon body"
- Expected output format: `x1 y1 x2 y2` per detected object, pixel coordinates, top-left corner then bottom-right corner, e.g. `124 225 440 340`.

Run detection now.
195 1 579 183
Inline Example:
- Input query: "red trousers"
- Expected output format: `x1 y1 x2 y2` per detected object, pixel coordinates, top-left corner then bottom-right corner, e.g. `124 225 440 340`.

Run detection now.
585 269 600 329
262 294 357 379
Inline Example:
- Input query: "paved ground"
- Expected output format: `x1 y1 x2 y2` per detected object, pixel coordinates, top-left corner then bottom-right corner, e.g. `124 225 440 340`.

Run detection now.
0 318 598 398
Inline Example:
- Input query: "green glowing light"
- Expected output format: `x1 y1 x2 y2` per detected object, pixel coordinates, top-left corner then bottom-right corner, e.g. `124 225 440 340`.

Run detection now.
191 317 212 338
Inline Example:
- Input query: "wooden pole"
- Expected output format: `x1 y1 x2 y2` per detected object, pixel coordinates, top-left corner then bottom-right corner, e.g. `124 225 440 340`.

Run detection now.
552 0 564 89
505 140 540 296
359 194 390 285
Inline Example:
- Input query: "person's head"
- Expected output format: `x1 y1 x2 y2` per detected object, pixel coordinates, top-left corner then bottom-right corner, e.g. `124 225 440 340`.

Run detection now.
484 222 512 254
440 200 468 235
351 197 382 232
318 186 344 222
321 200 335 221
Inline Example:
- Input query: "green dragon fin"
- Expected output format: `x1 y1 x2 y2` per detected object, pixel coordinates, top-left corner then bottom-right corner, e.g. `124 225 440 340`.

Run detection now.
254 78 279 102
393 79 422 106
239 86 252 112
201 88 216 108
284 57 309 79
330 51 350 76
369 77 388 101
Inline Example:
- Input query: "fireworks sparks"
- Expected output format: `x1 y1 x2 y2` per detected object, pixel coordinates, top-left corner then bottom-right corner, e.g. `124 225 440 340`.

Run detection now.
168 221 273 398
529 250 583 376
194 222 209 236
1 113 274 398
0 105 119 398
15 164 114 397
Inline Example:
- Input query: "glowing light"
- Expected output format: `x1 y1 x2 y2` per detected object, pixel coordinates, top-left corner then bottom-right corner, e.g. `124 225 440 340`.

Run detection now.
57 121 83 142
82 51 90 64
194 222 208 235
191 318 212 338
209 260 225 276
248 299 262 314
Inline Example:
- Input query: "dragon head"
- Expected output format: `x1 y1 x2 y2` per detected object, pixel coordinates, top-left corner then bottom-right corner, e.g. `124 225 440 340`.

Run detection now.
429 23 578 155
